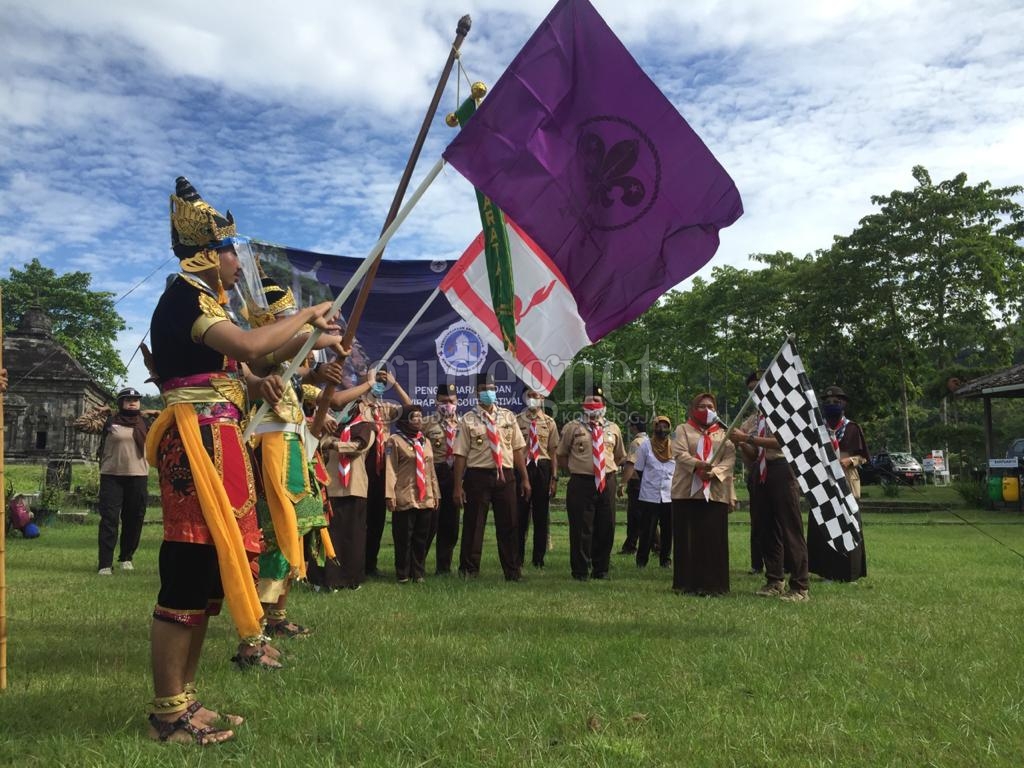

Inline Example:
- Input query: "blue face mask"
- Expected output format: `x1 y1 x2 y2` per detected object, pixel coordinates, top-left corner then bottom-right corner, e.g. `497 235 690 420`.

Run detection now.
370 382 386 397
478 390 497 406
335 408 353 424
823 403 844 420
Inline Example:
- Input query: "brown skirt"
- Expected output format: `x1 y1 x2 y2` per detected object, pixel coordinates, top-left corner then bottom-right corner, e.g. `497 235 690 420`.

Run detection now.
672 499 730 595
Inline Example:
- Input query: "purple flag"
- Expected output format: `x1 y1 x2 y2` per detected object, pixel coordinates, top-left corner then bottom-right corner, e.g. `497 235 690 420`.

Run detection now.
443 0 743 341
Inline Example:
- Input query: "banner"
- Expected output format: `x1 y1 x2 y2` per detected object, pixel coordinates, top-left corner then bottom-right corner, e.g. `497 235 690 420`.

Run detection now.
250 240 524 412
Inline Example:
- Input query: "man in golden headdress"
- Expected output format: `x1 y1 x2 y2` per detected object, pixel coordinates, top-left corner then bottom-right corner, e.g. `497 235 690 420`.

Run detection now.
145 177 343 745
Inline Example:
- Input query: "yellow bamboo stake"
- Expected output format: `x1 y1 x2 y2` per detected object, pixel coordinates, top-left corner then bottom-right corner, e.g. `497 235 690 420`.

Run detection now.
1 287 7 690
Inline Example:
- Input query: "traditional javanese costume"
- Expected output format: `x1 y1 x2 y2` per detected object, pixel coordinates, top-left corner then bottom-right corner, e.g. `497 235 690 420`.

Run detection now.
145 177 263 647
250 279 332 606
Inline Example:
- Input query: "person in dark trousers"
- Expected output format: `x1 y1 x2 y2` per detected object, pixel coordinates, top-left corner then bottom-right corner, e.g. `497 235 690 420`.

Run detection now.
422 382 461 574
621 415 674 569
617 419 647 554
515 386 560 568
74 387 155 575
453 372 531 581
730 371 810 602
557 385 626 581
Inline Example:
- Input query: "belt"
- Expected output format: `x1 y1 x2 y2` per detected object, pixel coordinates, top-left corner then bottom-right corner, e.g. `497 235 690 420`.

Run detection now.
253 422 304 436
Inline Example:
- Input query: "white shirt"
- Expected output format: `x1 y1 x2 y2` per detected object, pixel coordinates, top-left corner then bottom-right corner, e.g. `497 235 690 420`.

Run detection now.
633 439 674 503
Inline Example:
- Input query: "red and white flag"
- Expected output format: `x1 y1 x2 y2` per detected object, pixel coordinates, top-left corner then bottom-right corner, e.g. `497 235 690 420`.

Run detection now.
440 218 591 396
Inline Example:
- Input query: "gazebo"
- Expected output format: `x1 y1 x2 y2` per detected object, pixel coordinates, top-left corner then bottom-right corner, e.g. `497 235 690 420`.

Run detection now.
954 364 1024 459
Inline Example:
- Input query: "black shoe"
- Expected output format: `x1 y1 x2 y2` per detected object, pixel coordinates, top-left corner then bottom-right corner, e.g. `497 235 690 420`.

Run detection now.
435 568 451 576
660 559 672 568
366 568 384 579
617 548 636 555
572 574 589 582
592 572 609 580
532 561 545 569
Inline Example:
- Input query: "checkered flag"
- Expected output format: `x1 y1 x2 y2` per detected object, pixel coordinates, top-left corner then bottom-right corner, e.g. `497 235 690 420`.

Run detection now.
753 339 861 553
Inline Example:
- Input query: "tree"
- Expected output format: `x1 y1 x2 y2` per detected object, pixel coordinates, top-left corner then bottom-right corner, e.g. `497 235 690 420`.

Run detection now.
1 258 127 391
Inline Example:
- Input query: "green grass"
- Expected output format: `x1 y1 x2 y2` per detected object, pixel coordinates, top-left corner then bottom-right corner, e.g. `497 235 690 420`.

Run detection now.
2 511 1023 767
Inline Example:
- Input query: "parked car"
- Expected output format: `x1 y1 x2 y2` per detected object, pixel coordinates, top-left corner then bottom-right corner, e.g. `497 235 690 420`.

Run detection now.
858 452 925 486
1006 439 1024 460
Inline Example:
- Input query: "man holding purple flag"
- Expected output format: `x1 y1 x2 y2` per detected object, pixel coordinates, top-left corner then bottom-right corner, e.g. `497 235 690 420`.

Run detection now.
442 0 743 350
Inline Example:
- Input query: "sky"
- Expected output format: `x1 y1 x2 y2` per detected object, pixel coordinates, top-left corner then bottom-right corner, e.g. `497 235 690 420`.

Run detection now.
2 0 1023 395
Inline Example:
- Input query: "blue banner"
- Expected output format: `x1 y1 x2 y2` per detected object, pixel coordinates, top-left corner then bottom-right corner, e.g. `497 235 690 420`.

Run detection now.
251 240 524 412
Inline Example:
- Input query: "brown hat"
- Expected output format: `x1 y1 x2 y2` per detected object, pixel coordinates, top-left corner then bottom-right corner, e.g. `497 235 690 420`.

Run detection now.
823 385 848 401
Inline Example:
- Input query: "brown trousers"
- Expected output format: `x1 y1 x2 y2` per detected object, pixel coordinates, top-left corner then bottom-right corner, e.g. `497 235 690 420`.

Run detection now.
566 473 617 579
325 495 367 589
460 468 521 579
753 459 809 591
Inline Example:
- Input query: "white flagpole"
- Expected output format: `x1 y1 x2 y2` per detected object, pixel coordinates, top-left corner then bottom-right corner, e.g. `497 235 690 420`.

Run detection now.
243 158 445 442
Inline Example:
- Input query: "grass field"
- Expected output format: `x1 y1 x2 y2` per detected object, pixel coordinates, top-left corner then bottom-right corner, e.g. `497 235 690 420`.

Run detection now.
1 508 1022 767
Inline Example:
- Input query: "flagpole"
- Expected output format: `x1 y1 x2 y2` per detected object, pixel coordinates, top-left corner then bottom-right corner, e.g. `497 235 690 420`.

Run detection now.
311 13 472 437
244 156 446 442
708 334 794 465
0 288 7 691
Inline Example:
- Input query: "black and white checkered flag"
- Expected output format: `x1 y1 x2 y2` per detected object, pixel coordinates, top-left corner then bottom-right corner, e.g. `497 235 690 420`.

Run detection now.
753 339 861 553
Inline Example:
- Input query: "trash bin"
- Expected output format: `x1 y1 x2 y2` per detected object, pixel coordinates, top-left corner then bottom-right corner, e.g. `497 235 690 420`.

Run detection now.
987 458 1021 509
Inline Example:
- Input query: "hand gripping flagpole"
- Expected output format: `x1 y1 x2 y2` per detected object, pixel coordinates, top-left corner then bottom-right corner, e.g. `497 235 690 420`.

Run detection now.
243 157 446 442
310 13 472 438
708 334 794 466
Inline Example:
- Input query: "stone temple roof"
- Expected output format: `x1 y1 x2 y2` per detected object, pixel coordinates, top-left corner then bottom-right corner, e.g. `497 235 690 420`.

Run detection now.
4 305 103 386
954 364 1024 399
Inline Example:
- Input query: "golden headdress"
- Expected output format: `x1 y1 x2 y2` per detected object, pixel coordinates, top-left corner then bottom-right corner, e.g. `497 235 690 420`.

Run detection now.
170 176 237 273
248 276 299 328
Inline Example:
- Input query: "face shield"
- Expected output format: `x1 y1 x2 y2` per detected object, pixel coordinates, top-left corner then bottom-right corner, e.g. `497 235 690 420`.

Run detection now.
216 236 268 328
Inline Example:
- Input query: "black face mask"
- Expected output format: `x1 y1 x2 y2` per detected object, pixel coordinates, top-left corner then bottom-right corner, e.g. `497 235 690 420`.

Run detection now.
653 428 670 438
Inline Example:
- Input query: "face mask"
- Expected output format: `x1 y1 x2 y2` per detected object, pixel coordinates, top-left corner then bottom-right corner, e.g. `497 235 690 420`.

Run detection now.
823 403 844 420
583 404 606 421
438 403 456 417
120 406 140 415
526 397 544 409
335 408 353 425
478 390 497 406
370 382 386 397
654 427 670 438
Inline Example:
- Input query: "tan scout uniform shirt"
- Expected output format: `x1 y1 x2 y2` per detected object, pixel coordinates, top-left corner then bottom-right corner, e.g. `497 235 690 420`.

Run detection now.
625 432 648 465
516 409 560 461
455 407 525 469
671 422 736 503
423 413 461 466
740 413 785 462
322 420 375 498
557 419 627 476
385 433 441 510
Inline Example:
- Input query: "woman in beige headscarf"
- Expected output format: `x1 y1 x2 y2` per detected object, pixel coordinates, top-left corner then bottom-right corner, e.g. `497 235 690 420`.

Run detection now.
671 393 736 595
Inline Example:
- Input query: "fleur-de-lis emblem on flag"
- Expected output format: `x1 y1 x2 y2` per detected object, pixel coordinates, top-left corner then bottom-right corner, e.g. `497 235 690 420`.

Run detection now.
578 132 646 210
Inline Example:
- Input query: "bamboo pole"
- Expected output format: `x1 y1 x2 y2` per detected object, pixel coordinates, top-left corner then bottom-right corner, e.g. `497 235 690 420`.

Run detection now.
1 288 7 690
310 14 472 437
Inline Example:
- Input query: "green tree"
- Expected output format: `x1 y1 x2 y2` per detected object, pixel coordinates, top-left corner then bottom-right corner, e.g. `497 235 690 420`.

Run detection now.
1 258 127 391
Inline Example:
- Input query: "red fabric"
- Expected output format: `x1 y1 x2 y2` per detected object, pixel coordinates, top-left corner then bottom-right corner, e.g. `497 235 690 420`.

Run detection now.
589 420 606 492
414 432 427 501
528 418 540 464
444 421 456 467
338 414 365 488
483 410 504 480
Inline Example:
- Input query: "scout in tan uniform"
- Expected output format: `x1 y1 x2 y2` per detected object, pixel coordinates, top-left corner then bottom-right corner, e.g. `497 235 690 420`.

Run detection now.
321 391 377 591
422 382 461 574
453 371 531 581
331 369 411 577
386 405 441 583
515 386 560 568
729 371 809 601
556 385 626 581
671 392 736 596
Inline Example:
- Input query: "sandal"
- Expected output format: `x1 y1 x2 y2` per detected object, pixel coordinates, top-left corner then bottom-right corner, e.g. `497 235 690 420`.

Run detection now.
183 686 244 727
266 620 312 639
230 645 283 671
148 711 233 746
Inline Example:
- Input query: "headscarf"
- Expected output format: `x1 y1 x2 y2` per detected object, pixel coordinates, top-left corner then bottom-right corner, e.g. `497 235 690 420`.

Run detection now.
111 402 149 455
650 415 672 462
395 404 424 439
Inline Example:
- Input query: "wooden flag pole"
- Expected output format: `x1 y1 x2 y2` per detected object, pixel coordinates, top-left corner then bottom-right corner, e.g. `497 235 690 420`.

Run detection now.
310 14 472 437
1 288 8 691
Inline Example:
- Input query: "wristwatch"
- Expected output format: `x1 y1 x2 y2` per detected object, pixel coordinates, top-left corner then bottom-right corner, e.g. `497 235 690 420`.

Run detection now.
746 434 756 446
